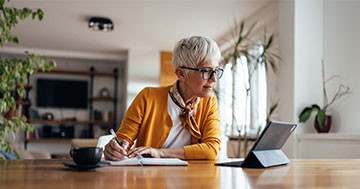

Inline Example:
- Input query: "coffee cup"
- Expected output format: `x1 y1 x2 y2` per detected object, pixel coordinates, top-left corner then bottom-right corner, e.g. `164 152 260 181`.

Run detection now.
70 147 103 165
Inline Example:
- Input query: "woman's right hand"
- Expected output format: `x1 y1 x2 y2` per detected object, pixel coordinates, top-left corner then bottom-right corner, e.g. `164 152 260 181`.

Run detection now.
104 139 129 160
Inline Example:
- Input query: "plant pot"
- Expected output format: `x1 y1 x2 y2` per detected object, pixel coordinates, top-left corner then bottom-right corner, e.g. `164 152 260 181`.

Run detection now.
314 115 332 133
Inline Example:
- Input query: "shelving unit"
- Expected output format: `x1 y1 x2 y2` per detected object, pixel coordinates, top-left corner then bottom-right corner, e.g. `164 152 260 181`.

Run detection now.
24 66 119 148
88 66 118 137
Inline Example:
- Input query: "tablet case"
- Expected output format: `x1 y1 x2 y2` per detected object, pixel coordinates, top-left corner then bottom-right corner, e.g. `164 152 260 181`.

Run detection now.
241 121 296 168
215 121 297 168
241 149 290 168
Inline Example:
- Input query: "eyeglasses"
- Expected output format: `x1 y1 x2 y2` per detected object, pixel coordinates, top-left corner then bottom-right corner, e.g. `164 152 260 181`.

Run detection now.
180 66 224 80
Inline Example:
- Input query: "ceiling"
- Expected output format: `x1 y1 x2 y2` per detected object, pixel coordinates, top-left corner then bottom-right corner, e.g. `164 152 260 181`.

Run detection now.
4 0 273 60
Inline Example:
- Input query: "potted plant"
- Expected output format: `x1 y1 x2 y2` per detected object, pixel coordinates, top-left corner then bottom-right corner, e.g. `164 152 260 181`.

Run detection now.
298 61 350 132
218 20 280 136
0 1 56 158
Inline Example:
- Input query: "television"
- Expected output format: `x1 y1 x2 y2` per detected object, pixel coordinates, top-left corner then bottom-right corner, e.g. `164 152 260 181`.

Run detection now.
36 78 88 109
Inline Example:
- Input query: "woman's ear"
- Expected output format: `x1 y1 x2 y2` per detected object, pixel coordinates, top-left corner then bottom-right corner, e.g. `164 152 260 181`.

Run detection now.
175 67 186 81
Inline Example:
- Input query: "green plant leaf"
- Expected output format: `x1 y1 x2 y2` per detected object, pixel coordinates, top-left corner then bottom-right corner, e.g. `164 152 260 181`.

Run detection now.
11 36 19 44
0 0 5 8
299 104 322 123
299 107 313 122
316 110 326 128
311 104 321 110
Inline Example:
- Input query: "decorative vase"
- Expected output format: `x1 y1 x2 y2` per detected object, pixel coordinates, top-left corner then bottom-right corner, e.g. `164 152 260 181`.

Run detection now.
314 115 332 133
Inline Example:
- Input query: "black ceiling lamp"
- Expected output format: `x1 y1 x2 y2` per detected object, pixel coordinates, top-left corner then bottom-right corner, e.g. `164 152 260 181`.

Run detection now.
88 17 114 32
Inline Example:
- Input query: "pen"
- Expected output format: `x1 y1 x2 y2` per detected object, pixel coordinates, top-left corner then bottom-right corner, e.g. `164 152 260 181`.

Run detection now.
109 128 129 158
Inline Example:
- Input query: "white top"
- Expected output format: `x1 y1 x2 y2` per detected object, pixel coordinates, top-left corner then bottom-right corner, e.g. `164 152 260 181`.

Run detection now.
162 94 191 148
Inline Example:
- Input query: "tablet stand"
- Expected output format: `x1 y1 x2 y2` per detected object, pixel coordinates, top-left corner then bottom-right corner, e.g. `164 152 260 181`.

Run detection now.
242 149 290 168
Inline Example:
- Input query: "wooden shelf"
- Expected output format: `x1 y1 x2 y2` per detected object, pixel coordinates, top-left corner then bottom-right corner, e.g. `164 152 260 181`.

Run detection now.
24 138 87 143
89 96 117 101
25 138 72 143
42 69 118 77
49 69 91 75
16 100 31 105
30 119 92 124
16 84 32 89
30 119 116 126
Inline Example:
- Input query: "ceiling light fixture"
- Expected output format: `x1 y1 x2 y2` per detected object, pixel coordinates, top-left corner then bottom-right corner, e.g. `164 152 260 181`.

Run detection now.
88 17 114 32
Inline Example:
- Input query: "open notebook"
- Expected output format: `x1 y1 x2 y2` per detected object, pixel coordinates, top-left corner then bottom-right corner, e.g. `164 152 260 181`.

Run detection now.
106 157 188 166
216 120 297 168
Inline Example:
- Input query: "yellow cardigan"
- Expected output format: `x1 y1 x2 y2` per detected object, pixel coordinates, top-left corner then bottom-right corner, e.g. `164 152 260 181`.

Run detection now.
116 85 221 160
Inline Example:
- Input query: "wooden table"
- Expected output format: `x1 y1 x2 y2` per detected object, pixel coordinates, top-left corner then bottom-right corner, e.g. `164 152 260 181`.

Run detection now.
1 159 360 188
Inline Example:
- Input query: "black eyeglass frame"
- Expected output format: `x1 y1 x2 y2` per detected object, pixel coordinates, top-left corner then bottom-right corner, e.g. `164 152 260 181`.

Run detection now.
179 66 224 80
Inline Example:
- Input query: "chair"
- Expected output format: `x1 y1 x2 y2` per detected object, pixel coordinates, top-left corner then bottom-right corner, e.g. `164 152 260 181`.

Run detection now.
71 138 98 148
97 135 113 148
96 135 113 158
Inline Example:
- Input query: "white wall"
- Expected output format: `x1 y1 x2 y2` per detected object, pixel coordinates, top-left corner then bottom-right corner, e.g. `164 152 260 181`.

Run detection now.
277 0 296 157
277 0 324 158
127 47 160 106
279 0 360 158
294 0 324 133
323 0 360 133
290 0 360 135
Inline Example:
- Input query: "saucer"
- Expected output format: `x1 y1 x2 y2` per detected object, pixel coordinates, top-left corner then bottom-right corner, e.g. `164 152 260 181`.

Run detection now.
63 161 108 170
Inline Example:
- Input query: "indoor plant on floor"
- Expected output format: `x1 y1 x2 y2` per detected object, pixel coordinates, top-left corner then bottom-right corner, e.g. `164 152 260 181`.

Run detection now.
0 1 56 159
219 20 280 136
298 61 350 133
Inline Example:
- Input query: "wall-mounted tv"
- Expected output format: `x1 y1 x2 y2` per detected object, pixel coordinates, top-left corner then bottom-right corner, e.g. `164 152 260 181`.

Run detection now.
36 79 88 109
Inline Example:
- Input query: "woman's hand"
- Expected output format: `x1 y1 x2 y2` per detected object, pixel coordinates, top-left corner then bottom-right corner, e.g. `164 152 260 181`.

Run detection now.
127 147 164 158
104 139 129 160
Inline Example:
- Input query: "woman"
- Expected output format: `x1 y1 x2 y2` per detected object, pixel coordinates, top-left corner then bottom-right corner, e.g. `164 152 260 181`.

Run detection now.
104 36 223 160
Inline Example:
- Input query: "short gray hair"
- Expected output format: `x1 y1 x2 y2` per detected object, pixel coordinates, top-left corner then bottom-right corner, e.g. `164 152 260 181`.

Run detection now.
172 36 221 68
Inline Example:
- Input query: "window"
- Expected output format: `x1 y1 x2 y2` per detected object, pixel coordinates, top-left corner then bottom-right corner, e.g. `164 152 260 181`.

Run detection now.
217 47 267 137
